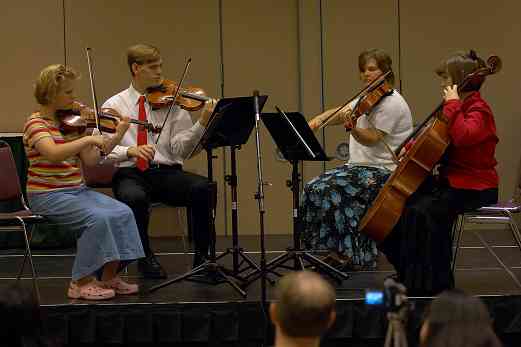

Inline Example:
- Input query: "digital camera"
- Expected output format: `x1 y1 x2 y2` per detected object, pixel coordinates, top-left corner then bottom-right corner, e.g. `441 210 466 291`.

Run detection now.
365 278 409 312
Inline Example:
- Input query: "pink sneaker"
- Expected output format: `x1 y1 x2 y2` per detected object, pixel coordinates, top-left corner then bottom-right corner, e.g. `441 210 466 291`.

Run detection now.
101 276 139 295
68 281 115 300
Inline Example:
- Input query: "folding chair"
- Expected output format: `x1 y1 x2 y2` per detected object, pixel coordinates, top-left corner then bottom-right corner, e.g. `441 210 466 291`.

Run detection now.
452 179 521 272
0 140 45 303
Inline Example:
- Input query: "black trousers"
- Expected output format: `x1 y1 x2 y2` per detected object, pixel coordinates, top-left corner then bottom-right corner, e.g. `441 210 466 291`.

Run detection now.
379 176 498 296
112 165 214 257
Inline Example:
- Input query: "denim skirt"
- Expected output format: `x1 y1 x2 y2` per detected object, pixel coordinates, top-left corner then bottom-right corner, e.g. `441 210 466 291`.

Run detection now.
29 186 144 280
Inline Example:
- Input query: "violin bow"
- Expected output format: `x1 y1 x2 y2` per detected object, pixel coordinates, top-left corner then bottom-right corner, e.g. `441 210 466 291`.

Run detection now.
155 58 192 144
85 47 103 135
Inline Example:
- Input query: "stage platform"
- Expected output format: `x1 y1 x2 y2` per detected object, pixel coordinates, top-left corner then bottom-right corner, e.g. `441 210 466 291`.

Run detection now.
1 228 521 346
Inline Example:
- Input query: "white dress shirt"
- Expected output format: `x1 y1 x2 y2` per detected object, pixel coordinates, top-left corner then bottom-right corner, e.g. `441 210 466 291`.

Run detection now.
102 84 205 167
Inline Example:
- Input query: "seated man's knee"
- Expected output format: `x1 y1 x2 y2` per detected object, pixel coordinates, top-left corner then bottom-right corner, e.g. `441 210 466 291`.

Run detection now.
191 181 217 206
115 187 148 208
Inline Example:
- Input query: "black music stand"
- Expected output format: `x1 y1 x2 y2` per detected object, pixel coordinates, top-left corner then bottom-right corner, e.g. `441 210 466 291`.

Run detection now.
149 96 267 297
243 107 349 286
207 95 270 280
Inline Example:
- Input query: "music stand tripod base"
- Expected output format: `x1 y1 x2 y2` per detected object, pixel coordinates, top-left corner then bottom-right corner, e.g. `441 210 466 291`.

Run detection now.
243 110 350 287
242 160 349 287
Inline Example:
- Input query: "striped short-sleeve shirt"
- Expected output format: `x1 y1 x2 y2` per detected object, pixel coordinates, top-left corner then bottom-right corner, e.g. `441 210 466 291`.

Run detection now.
23 112 84 193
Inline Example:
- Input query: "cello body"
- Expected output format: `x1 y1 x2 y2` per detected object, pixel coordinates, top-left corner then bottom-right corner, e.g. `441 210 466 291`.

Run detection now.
358 115 450 242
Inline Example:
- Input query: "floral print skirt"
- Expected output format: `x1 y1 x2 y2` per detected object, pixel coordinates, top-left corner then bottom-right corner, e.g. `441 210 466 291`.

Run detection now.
301 164 390 268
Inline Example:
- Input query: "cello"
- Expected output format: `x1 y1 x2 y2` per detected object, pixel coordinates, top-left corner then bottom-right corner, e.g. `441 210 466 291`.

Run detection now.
358 54 502 243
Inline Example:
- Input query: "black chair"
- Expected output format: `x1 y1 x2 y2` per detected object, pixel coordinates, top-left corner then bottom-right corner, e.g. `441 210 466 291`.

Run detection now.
0 140 45 303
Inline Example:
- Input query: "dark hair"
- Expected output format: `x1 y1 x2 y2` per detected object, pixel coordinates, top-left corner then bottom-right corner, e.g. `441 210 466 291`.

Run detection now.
274 271 336 338
435 50 486 91
358 48 395 85
0 284 57 347
422 289 502 347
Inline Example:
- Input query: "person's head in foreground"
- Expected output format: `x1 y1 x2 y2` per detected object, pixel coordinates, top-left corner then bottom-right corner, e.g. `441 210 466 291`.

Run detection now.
420 289 502 347
270 271 336 347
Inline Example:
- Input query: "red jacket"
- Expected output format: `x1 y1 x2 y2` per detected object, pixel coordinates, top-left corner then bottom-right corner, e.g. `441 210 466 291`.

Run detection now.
440 91 499 190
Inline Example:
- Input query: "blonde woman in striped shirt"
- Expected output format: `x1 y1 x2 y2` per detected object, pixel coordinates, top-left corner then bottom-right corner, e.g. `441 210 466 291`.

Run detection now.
23 64 144 300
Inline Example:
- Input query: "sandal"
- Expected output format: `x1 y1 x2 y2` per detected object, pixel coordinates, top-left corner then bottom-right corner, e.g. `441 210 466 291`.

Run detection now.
68 281 115 300
101 276 139 295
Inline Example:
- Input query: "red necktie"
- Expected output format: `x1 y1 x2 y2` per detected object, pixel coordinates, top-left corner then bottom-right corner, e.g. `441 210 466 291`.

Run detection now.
136 95 149 171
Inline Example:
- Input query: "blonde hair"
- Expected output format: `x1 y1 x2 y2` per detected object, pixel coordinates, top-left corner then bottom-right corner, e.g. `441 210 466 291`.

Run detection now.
127 44 161 76
34 64 78 106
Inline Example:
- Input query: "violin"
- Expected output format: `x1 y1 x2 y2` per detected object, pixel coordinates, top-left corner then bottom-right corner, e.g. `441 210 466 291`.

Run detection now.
56 103 161 134
146 79 211 111
344 81 393 130
317 70 392 130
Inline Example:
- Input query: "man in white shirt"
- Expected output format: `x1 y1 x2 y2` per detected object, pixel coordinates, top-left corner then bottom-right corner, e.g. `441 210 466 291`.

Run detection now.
103 44 216 279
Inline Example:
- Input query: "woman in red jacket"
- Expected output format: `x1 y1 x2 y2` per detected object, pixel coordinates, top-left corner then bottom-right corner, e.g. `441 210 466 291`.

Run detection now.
379 50 499 296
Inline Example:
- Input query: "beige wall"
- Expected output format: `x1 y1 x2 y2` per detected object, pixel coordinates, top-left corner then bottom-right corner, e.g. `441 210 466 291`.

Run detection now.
2 0 520 236
1 1 64 122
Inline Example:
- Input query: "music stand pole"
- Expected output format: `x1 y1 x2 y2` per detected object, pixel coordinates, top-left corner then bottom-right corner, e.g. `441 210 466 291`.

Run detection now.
251 91 269 340
230 146 240 271
206 147 217 261
290 159 301 270
215 144 265 279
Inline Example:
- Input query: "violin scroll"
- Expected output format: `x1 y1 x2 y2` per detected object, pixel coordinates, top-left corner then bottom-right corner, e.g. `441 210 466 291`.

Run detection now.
485 55 502 75
471 54 502 77
458 54 501 93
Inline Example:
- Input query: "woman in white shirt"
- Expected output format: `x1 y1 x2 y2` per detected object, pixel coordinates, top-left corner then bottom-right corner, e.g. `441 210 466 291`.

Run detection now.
302 49 413 271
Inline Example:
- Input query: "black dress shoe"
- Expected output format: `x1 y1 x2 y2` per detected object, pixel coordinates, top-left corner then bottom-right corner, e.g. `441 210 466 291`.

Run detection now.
138 254 167 279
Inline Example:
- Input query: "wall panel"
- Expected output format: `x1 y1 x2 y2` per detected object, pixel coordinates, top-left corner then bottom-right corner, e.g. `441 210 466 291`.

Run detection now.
1 1 64 131
298 0 328 185
221 0 299 235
